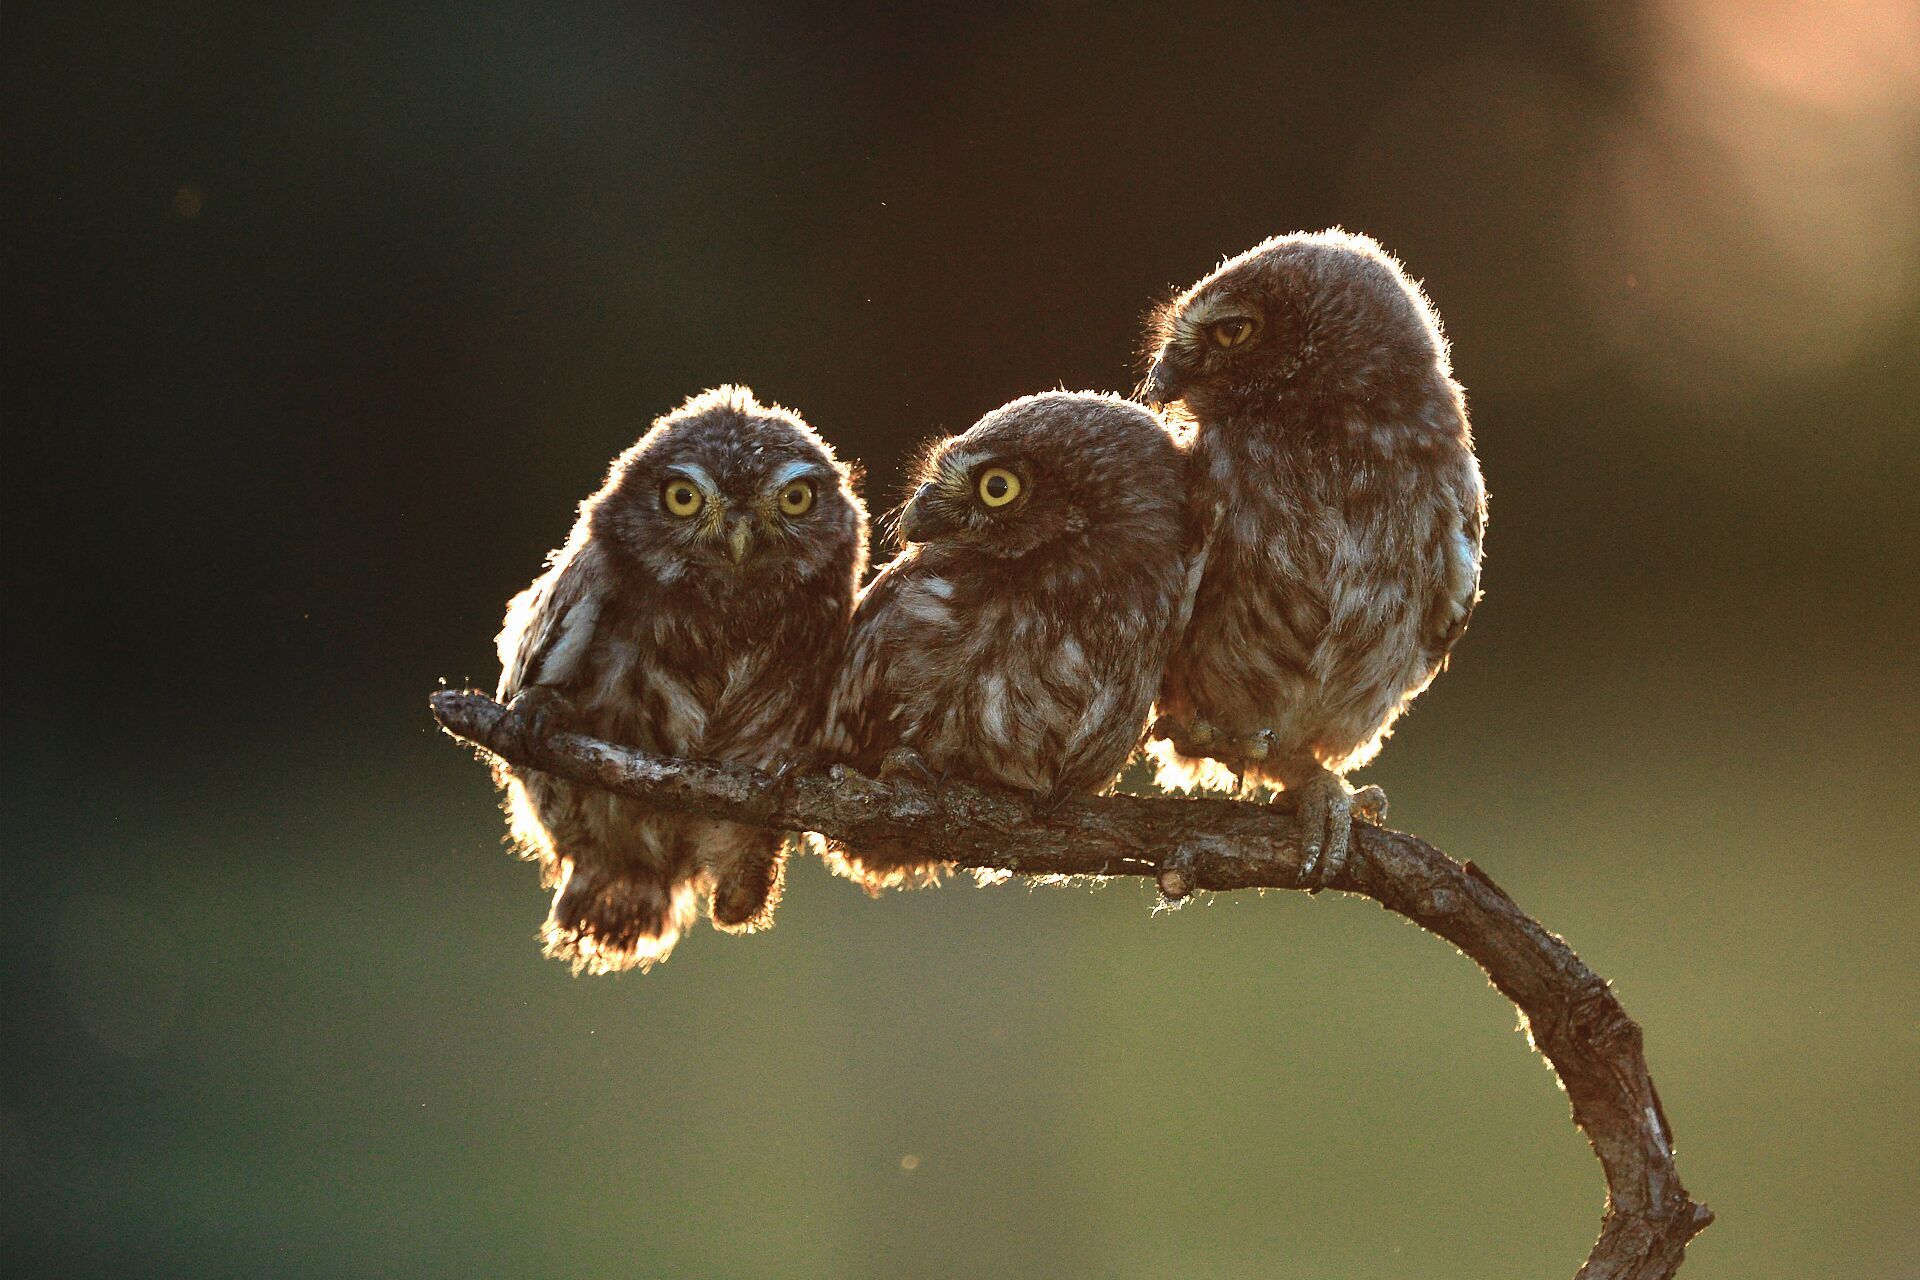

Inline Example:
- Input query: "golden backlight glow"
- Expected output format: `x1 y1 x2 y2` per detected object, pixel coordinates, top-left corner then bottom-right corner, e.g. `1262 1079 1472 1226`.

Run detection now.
1598 0 1920 383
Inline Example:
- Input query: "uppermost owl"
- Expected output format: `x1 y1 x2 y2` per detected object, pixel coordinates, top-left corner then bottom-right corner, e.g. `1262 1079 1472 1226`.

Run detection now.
1143 228 1464 446
1140 230 1484 882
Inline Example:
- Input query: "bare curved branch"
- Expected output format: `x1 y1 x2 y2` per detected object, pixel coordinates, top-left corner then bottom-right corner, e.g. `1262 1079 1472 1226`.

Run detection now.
430 688 1712 1278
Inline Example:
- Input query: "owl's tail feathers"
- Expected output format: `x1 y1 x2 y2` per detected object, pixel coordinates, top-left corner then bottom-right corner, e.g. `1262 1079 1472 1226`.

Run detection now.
542 862 699 974
816 833 947 895
708 839 787 934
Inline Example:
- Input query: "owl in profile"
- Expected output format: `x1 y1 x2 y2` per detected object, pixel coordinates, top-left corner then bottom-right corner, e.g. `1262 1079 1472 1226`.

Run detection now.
821 391 1199 890
1143 229 1486 879
494 385 867 972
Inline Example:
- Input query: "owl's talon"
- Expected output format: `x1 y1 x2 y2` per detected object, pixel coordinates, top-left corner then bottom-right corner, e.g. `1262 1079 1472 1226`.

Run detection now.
1285 769 1368 887
1037 786 1081 818
763 758 810 806
1238 729 1275 762
1157 845 1198 903
833 767 892 815
879 746 940 788
1151 715 1225 760
1163 721 1286 772
878 747 947 814
506 686 576 748
1292 778 1330 884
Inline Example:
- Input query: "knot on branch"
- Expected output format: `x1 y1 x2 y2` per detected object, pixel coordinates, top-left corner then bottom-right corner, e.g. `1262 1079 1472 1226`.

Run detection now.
1566 982 1643 1059
1156 843 1200 902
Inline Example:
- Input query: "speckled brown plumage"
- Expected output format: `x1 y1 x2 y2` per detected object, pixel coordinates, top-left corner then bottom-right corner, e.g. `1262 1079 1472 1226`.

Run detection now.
1143 229 1486 876
821 391 1200 889
494 385 866 971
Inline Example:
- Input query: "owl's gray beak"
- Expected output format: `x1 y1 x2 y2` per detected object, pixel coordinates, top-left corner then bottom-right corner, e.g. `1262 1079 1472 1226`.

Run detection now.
1143 356 1184 407
898 482 955 545
724 514 754 565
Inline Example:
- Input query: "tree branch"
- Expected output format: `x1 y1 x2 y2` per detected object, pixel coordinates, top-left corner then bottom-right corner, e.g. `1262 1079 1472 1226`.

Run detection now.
430 688 1712 1278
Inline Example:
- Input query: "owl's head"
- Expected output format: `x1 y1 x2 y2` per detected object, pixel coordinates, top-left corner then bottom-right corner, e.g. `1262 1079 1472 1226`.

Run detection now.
897 392 1184 562
589 385 867 590
1142 228 1452 424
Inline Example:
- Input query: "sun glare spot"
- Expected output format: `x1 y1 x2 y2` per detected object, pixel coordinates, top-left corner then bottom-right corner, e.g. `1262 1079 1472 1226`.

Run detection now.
1577 0 1920 394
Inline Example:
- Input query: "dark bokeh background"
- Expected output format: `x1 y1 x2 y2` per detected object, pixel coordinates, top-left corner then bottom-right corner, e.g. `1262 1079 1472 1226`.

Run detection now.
5 3 1916 1276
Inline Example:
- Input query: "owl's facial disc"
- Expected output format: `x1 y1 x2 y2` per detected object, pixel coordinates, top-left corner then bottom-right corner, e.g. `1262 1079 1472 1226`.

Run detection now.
899 454 1029 544
700 461 835 570
1148 293 1251 404
1144 276 1306 411
656 466 755 568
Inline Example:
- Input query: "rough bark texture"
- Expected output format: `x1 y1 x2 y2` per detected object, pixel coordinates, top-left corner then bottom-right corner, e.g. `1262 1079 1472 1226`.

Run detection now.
431 688 1713 1278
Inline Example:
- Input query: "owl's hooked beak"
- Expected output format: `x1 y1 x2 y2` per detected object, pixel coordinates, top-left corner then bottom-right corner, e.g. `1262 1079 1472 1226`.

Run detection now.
1143 354 1185 407
724 513 754 565
898 481 958 545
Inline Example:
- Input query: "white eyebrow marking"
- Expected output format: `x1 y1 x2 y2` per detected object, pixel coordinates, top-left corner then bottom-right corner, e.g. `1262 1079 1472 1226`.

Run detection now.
1179 292 1243 338
668 463 718 493
770 458 821 488
939 451 984 486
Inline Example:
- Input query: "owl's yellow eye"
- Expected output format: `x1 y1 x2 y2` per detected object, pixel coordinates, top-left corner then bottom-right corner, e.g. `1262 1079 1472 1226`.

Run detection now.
662 478 704 517
976 466 1022 508
777 479 816 516
1211 317 1255 348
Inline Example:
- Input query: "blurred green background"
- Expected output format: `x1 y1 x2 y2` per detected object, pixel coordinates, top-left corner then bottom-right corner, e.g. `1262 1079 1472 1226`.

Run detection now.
5 2 1916 1276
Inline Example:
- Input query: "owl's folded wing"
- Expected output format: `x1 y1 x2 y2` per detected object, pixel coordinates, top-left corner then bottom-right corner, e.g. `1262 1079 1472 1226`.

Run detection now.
1172 491 1219 641
1421 476 1486 676
817 556 914 768
496 537 607 703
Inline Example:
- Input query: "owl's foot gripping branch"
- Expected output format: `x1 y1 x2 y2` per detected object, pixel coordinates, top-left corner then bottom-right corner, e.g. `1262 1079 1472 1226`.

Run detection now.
430 687 1712 1280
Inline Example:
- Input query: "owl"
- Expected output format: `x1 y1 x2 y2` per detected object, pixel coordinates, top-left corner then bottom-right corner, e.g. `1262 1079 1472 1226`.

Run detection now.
821 391 1200 890
1142 229 1486 880
494 385 867 972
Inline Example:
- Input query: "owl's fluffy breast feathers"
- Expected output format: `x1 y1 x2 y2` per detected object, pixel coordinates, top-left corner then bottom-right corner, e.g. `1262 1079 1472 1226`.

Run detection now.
826 392 1199 800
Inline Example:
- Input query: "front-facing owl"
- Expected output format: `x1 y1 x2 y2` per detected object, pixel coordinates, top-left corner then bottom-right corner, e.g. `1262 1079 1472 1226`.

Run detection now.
822 391 1198 890
1143 229 1486 879
495 385 866 972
